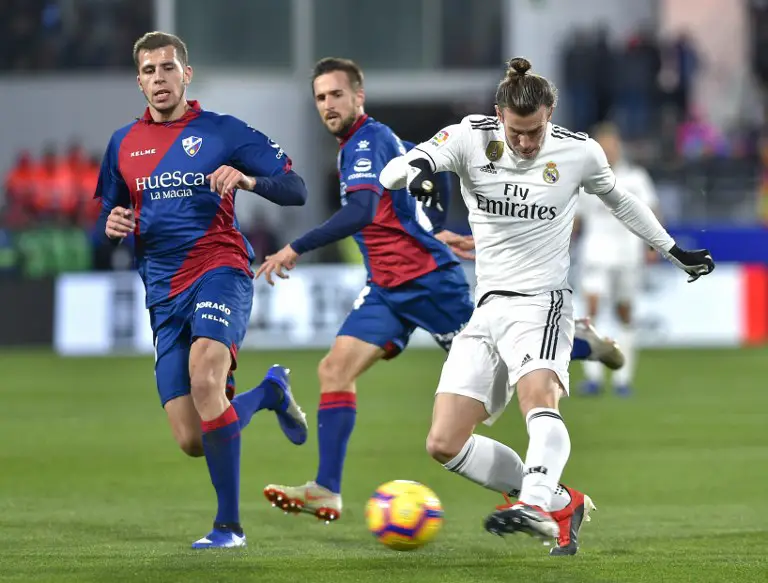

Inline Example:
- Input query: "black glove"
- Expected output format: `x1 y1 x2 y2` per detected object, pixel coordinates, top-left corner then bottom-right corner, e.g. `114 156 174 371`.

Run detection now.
666 244 715 282
406 158 443 211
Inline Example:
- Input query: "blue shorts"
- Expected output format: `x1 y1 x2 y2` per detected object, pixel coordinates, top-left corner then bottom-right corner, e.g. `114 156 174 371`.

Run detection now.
149 267 254 406
338 264 473 358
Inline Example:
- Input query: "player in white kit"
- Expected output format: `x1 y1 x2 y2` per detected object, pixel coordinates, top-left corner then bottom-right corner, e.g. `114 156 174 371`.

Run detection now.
380 57 714 554
576 123 660 397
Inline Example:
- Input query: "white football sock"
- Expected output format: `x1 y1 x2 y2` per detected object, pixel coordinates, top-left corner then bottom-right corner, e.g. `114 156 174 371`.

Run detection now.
519 407 571 511
443 434 524 495
613 324 636 387
582 360 604 384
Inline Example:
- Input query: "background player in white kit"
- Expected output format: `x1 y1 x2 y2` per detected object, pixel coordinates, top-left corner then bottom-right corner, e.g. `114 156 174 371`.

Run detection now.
380 57 714 552
575 122 661 397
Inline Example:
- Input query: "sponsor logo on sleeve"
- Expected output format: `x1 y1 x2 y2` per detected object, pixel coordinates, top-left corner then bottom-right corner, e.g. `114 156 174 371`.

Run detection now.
429 130 450 147
347 158 377 180
268 139 285 159
353 158 372 172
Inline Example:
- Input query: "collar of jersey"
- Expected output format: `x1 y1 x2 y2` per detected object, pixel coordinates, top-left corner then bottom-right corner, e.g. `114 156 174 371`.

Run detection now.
339 114 369 147
141 100 202 124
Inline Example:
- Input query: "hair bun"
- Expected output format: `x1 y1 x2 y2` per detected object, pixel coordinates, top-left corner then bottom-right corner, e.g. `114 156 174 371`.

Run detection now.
506 57 532 79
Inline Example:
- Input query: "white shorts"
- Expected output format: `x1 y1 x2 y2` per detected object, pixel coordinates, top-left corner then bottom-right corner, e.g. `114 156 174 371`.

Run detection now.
435 291 574 426
580 263 641 304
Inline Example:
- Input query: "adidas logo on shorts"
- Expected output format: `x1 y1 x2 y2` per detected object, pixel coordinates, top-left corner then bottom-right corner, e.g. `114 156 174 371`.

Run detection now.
479 162 497 174
521 354 532 367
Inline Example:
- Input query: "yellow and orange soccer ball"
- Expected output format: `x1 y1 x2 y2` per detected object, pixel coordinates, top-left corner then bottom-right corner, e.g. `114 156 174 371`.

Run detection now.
365 480 443 551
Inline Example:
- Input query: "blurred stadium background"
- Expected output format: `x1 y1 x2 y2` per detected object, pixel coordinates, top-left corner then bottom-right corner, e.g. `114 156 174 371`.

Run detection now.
1 1 767 582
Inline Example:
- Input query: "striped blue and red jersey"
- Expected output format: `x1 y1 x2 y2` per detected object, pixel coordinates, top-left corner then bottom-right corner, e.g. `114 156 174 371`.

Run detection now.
95 101 301 307
338 115 457 287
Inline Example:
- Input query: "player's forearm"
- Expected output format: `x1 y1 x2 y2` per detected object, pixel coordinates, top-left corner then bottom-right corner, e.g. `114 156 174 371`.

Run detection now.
291 189 379 254
598 186 675 252
252 171 307 206
380 155 410 190
380 147 443 188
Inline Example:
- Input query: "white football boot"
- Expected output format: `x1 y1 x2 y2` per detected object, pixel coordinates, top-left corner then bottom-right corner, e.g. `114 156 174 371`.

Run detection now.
264 480 342 523
575 318 625 370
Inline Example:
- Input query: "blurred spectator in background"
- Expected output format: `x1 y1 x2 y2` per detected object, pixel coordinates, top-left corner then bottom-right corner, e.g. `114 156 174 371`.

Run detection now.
2 143 101 228
616 29 662 141
592 25 616 129
3 150 35 228
676 107 731 160
751 1 768 88
659 32 700 128
561 29 600 133
0 0 151 71
30 145 67 222
80 154 102 225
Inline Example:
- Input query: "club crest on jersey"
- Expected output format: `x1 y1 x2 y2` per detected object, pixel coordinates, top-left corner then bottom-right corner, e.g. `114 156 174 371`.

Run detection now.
182 136 203 157
485 140 504 161
543 161 560 184
429 130 450 147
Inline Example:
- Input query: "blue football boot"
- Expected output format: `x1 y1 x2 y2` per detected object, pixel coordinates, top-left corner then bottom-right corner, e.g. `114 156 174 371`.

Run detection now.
264 365 308 445
614 384 633 398
191 525 246 549
580 380 601 396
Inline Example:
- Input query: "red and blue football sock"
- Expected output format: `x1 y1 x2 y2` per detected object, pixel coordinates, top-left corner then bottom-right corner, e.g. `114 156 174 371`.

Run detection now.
315 391 356 494
231 379 282 430
201 405 243 533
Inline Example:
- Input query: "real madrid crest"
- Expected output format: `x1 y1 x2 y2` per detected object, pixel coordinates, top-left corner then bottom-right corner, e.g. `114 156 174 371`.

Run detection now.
485 140 504 162
543 161 559 184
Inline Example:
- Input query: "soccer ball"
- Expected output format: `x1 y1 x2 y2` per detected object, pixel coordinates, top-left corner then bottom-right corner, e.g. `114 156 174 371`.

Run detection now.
365 480 443 551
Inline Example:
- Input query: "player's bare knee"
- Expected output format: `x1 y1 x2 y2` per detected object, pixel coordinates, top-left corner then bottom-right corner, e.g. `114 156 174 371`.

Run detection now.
189 339 230 408
425 429 465 463
517 387 560 417
189 368 229 421
516 370 563 417
190 364 219 401
318 353 353 392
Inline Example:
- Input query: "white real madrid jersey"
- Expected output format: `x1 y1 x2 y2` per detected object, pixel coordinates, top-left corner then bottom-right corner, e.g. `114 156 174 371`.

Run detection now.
577 161 659 267
408 116 617 301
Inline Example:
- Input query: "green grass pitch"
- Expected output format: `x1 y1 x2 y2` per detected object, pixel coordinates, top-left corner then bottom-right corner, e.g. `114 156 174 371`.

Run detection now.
1 346 767 582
